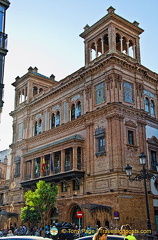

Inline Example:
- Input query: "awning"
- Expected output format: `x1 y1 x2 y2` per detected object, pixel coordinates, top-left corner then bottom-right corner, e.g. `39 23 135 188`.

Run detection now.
81 203 112 214
0 210 18 219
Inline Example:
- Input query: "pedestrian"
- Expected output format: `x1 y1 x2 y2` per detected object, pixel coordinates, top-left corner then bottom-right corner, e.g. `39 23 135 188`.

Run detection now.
7 230 14 236
93 227 108 240
121 224 137 240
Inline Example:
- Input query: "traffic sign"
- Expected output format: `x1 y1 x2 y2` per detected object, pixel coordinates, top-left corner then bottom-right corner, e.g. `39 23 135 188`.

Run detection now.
76 211 83 218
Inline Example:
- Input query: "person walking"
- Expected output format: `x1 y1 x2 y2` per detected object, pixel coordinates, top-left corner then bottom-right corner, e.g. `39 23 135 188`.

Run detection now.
121 224 137 240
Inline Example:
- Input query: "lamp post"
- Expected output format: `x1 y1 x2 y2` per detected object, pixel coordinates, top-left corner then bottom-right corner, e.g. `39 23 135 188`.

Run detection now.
125 153 158 240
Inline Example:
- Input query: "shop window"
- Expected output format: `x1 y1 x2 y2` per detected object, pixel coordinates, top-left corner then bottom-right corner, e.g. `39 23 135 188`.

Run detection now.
151 150 157 171
128 130 134 145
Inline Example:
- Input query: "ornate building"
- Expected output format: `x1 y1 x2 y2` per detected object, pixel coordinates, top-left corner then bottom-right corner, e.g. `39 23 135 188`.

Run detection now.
1 6 158 233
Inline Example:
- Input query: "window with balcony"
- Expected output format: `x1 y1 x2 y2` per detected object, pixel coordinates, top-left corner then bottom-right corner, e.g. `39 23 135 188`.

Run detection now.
34 157 40 178
77 147 82 170
65 148 72 171
54 152 60 174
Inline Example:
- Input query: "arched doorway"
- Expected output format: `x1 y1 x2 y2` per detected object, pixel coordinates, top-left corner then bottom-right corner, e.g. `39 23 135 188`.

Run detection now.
105 220 109 228
71 206 82 227
50 208 59 225
96 220 101 228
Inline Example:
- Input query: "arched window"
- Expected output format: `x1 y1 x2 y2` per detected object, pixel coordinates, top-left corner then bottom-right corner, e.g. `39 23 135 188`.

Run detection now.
122 37 127 54
33 86 38 96
71 104 75 120
103 34 109 53
38 119 42 134
34 121 38 136
56 111 60 127
150 100 155 116
39 88 43 93
145 97 150 112
76 101 81 118
97 38 102 57
91 42 96 61
51 113 55 128
129 40 134 58
116 33 121 52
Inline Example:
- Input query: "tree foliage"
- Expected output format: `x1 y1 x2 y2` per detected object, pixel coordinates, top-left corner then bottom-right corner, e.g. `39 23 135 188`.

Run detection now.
20 205 41 226
21 180 58 227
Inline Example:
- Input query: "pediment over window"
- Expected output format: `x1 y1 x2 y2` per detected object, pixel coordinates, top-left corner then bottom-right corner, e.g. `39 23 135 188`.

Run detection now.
125 120 137 128
147 136 158 146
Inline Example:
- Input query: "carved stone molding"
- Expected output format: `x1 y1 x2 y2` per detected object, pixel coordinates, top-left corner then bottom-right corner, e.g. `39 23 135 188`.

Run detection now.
125 120 137 128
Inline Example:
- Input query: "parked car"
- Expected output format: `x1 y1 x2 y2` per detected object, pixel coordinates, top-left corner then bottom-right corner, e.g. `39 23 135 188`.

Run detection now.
77 235 124 240
0 236 51 240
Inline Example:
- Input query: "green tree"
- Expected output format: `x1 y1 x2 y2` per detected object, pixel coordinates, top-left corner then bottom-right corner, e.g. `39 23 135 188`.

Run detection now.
23 180 58 229
20 205 41 227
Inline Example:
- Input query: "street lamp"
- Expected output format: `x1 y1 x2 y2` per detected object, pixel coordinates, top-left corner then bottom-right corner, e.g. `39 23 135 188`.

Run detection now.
125 153 157 240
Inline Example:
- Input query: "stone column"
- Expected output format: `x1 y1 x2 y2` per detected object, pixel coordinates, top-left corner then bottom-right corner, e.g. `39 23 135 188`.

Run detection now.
132 45 136 58
126 41 129 55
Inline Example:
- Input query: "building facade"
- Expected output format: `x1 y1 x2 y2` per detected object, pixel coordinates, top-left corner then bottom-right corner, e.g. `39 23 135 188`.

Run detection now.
1 6 158 233
0 0 10 113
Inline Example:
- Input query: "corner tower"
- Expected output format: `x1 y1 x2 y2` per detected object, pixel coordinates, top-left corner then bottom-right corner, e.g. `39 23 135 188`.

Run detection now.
80 6 144 67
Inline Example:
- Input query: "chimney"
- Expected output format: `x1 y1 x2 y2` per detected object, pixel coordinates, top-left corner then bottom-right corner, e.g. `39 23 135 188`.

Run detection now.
50 74 55 80
107 6 115 14
28 66 33 73
33 67 38 73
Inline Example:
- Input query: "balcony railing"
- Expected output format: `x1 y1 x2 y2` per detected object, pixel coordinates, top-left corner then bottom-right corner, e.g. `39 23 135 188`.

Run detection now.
77 163 82 170
0 32 8 49
65 163 73 172
25 174 31 180
54 166 60 174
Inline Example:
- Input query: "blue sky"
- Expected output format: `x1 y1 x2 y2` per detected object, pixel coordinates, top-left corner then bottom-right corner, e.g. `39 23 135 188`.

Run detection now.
0 0 158 150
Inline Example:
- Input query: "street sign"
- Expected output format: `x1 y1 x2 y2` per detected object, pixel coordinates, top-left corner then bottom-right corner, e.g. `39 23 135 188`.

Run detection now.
76 211 83 218
50 226 58 236
114 211 119 220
